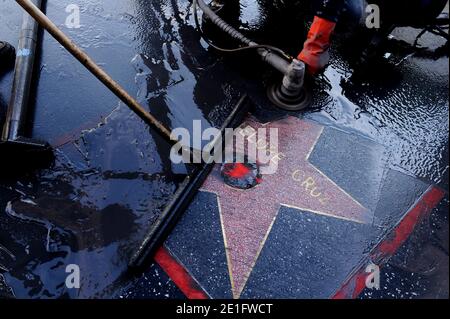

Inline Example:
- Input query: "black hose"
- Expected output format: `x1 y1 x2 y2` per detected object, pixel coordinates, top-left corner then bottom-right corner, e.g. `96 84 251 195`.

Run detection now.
193 0 292 74
195 0 255 46
193 1 292 59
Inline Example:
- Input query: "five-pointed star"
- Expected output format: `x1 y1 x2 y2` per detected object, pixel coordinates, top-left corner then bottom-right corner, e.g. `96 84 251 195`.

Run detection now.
201 116 372 299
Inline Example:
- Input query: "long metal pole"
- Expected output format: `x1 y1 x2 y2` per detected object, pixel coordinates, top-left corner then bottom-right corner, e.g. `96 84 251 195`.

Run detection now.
14 0 173 141
2 0 42 141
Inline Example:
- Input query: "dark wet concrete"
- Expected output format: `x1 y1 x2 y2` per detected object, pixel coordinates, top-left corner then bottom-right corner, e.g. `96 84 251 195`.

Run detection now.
360 198 449 299
0 0 448 298
0 0 244 298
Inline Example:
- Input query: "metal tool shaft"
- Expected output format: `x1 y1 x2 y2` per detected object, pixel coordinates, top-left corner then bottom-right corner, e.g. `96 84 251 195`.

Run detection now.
2 0 42 141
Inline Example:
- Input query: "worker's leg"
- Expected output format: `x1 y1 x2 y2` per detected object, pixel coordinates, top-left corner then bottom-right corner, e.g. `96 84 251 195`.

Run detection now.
340 0 366 29
337 0 447 30
355 0 448 65
374 0 448 28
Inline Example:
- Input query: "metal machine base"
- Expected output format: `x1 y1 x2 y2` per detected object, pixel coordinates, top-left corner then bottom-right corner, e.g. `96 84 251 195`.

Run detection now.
267 82 312 111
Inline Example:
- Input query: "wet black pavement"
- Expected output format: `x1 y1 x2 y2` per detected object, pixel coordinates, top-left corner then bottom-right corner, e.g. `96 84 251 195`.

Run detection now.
0 0 448 299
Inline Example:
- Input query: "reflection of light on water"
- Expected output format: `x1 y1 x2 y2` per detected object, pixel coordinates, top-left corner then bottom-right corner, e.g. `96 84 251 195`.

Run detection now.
0 244 15 261
0 241 16 272
240 0 264 29
6 201 54 253
317 44 449 185
321 66 384 139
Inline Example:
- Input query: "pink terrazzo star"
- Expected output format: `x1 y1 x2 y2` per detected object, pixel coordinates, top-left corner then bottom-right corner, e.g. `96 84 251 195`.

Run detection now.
201 116 372 299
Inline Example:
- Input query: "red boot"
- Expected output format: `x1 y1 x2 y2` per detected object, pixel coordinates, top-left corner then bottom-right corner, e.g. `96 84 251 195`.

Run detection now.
298 16 336 75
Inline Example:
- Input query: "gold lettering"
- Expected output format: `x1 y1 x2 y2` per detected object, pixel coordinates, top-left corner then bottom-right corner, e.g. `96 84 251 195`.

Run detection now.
292 170 303 182
291 170 328 206
302 177 316 191
310 187 322 198
271 152 286 165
